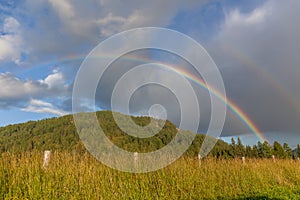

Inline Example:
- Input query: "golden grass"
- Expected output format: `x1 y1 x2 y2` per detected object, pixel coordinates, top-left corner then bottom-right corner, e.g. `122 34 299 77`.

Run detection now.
1 152 300 199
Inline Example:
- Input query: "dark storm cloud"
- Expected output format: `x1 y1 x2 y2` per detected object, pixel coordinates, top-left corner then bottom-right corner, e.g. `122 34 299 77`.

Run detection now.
206 0 300 136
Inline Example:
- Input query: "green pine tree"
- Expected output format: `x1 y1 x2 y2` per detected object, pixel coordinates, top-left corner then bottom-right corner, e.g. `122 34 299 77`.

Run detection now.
236 137 245 157
261 141 272 158
245 145 252 158
283 143 292 158
230 138 236 158
272 141 285 159
252 145 259 158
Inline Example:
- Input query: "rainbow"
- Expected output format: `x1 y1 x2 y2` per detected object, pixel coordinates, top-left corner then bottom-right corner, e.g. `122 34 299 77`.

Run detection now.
152 62 267 142
219 44 300 118
25 53 268 142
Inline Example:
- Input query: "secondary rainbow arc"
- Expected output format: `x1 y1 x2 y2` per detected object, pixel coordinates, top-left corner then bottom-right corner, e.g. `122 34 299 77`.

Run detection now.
25 53 268 142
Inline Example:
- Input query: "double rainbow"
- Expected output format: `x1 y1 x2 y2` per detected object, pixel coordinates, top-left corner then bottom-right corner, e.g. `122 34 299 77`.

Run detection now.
27 53 268 142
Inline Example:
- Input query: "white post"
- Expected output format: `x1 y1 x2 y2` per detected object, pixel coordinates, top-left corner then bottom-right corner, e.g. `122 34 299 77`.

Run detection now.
198 154 202 166
134 152 138 165
43 150 51 168
242 156 245 164
272 155 275 162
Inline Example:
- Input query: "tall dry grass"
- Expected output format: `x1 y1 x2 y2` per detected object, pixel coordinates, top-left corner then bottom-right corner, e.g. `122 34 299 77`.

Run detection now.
1 152 300 199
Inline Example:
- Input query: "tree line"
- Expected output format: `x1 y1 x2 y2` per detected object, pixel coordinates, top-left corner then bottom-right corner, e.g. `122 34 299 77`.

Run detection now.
212 137 300 159
0 111 299 159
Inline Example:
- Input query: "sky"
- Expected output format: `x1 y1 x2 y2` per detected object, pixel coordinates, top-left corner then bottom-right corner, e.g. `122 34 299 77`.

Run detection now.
0 0 300 147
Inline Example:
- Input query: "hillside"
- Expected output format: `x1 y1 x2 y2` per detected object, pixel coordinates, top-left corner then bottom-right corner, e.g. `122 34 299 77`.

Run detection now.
0 111 231 157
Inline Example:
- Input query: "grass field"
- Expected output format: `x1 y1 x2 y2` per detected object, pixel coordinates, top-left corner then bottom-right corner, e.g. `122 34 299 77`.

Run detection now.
1 152 300 200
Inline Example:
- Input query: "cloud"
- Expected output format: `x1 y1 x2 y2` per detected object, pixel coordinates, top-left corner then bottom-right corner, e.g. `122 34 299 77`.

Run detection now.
0 0 206 118
3 17 20 33
6 0 207 66
224 7 266 26
48 0 75 20
90 0 300 137
39 70 65 89
206 0 300 136
0 17 22 64
0 72 46 100
0 70 69 112
22 99 68 116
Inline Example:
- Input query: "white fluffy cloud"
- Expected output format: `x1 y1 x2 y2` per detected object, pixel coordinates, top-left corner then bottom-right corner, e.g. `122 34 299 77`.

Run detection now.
0 72 45 100
0 17 22 64
0 70 69 114
22 99 68 116
48 0 75 20
3 17 20 33
39 70 65 89
0 70 66 100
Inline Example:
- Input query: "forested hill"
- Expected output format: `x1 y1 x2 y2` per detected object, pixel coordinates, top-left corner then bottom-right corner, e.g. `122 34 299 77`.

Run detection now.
0 111 299 159
0 111 229 156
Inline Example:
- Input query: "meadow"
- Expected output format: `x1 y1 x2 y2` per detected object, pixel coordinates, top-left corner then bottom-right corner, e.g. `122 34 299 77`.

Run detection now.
1 152 300 200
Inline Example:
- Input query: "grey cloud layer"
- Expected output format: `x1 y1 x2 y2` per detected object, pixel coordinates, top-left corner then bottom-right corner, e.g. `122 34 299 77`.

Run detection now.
207 0 300 135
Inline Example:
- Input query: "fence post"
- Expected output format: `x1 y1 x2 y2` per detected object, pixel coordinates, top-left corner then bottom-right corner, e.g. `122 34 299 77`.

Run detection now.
134 152 138 165
43 150 51 168
198 153 201 166
272 155 275 162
